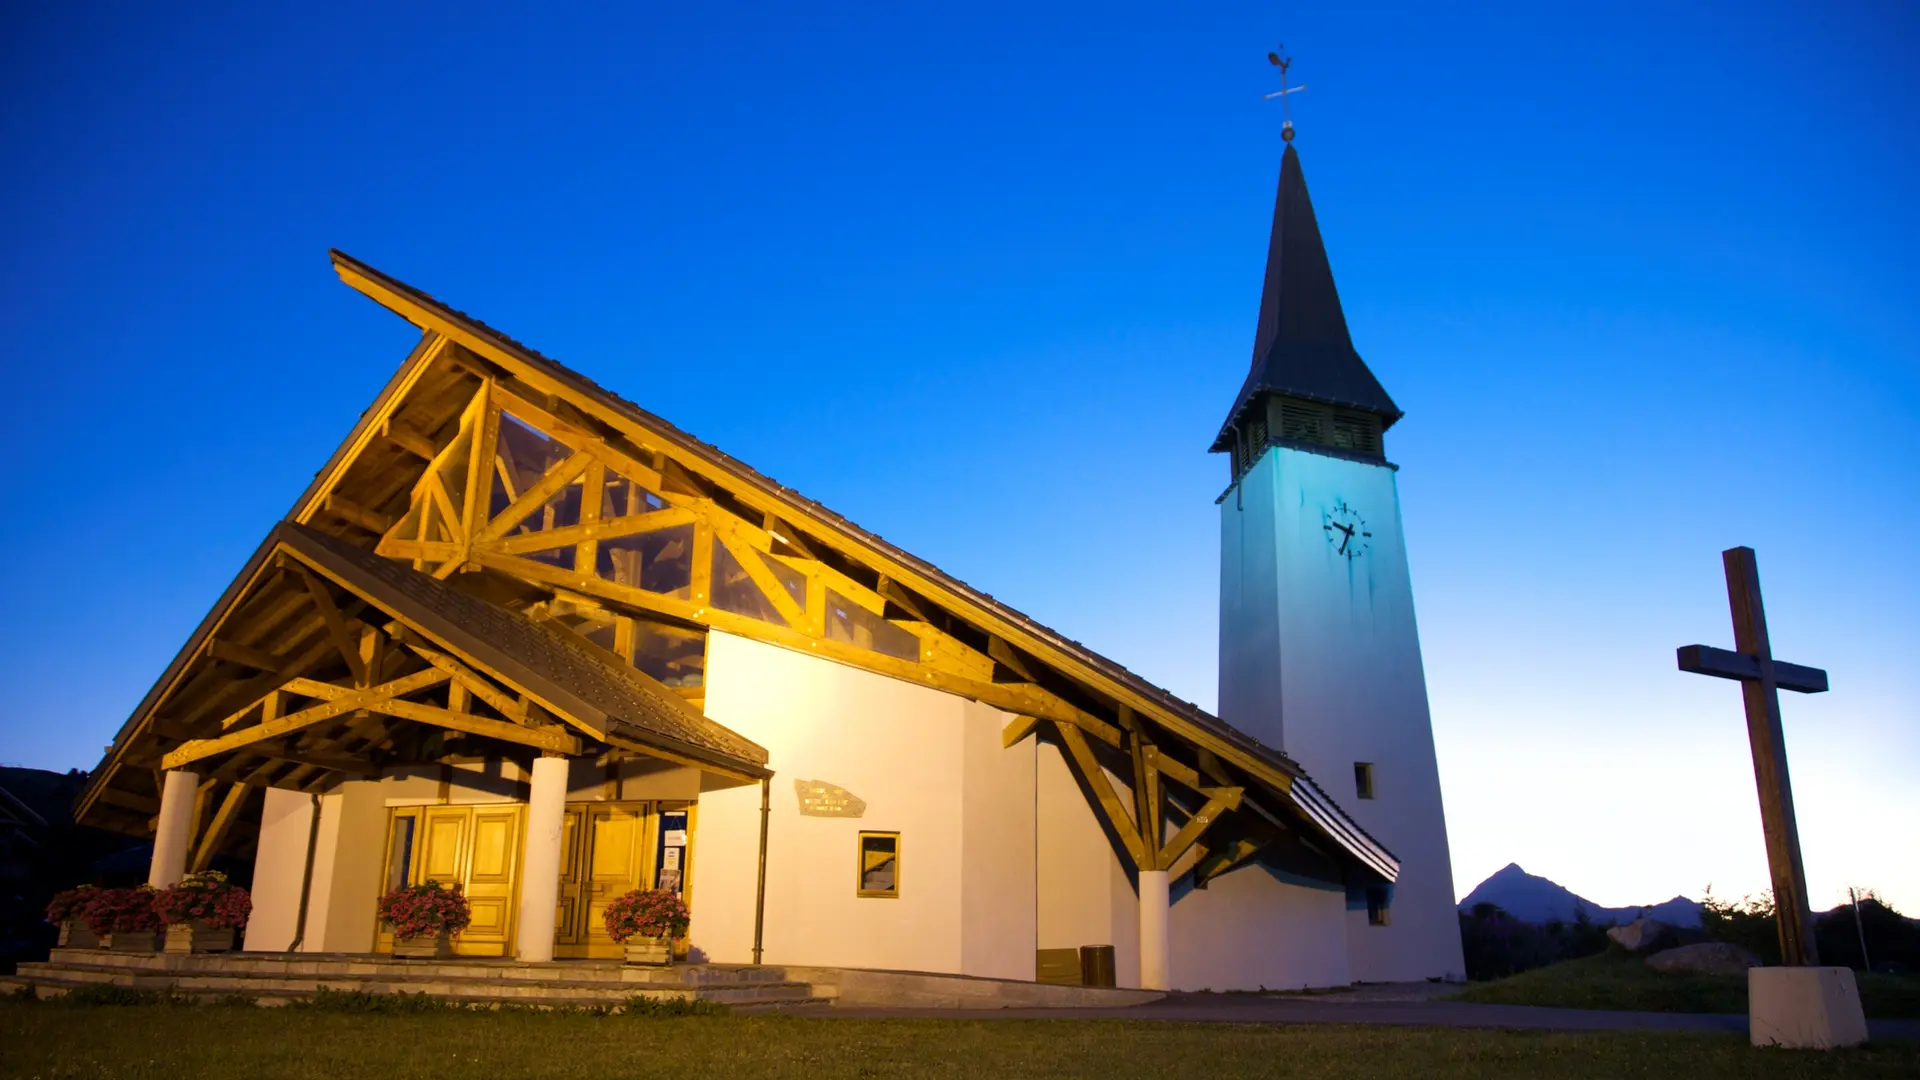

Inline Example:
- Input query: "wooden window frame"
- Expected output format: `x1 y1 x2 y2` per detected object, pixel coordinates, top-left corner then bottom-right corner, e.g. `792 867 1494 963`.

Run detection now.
856 830 901 899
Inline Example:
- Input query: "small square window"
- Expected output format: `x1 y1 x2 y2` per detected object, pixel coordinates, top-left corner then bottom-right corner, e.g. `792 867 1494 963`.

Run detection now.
1354 762 1375 800
857 832 900 898
1367 886 1391 927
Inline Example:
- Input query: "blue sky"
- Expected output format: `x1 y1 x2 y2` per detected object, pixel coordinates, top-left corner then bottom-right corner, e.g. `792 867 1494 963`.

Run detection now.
2 2 1914 911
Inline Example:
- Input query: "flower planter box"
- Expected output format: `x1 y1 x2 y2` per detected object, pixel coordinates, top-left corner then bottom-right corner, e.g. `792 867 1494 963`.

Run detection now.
57 920 103 950
623 937 671 966
101 932 160 953
392 931 453 960
165 920 236 954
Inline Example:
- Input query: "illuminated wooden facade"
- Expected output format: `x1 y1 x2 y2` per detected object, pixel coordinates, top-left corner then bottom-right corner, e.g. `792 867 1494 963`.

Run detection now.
74 251 1399 988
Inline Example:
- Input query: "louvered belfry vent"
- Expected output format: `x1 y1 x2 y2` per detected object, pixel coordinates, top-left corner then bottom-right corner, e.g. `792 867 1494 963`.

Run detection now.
1212 141 1401 481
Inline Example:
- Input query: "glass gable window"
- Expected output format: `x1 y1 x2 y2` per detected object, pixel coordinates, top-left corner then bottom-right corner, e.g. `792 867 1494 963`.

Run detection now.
601 470 669 520
826 590 921 661
632 621 705 689
711 540 783 624
597 524 693 598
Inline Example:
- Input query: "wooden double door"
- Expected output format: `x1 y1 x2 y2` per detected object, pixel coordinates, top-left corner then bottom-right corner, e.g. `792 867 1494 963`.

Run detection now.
378 803 525 957
378 800 692 959
554 801 694 958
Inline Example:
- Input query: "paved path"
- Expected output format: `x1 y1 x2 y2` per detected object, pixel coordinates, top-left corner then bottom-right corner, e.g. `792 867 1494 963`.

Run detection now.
776 991 1920 1040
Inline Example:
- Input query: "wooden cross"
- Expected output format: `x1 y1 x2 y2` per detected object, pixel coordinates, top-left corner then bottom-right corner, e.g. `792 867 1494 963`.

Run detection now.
1677 546 1829 966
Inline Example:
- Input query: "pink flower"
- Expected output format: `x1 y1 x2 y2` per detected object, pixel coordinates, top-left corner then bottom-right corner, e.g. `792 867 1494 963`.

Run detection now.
602 889 689 943
377 881 472 939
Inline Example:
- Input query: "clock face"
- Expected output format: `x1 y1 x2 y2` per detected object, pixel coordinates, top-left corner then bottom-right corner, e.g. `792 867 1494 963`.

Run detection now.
1322 500 1371 560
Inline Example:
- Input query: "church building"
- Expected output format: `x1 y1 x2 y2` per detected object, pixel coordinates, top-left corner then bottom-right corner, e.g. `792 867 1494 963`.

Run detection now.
74 133 1465 991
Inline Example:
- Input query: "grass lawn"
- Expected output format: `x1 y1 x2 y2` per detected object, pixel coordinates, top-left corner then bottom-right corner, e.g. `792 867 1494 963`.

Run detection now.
3 998 1919 1080
1454 951 1920 1018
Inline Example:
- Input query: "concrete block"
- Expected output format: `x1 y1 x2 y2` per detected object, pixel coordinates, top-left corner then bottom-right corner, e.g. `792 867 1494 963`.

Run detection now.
1749 966 1868 1049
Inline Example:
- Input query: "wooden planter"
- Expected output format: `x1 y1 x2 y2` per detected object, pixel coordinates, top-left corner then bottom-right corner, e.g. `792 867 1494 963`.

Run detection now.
164 920 237 954
57 920 103 949
392 930 453 960
623 937 671 966
101 931 160 953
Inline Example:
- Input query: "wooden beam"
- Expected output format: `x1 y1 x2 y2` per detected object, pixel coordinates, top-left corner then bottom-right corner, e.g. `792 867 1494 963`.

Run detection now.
382 417 438 460
1192 835 1266 889
1158 786 1244 870
1002 714 1041 748
323 493 395 535
400 642 529 723
240 745 380 777
363 698 580 753
988 635 1039 683
205 638 286 671
475 449 594 544
488 506 694 556
1134 739 1164 868
164 669 449 769
189 783 253 873
97 788 160 814
1054 720 1146 869
294 569 368 686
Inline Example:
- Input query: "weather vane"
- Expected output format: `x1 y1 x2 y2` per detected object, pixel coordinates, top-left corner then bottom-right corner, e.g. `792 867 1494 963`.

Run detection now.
1264 47 1305 142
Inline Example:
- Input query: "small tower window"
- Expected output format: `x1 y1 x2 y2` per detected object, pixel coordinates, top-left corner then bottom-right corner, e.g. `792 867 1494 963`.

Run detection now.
1367 886 1392 926
1354 762 1375 800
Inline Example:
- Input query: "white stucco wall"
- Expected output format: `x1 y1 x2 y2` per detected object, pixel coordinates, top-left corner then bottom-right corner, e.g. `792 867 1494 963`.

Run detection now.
243 780 384 953
1035 741 1140 987
244 786 315 952
960 699 1037 979
1219 445 1466 982
1169 865 1351 991
696 631 1036 977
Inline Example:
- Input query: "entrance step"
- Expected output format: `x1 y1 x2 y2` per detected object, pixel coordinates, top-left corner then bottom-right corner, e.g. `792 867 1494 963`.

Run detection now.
6 951 820 1009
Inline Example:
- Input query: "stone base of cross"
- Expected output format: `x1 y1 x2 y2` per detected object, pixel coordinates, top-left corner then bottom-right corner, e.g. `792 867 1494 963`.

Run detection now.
1678 546 1867 1048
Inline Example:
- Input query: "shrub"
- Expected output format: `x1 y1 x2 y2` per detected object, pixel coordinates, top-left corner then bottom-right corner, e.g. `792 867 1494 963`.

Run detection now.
80 887 161 936
603 889 690 943
375 881 471 939
1457 902 1613 981
44 886 96 926
1699 886 1781 965
153 870 252 930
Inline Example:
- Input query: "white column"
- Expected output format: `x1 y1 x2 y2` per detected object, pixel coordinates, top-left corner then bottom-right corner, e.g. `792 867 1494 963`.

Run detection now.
1138 868 1171 990
515 755 570 963
148 769 200 888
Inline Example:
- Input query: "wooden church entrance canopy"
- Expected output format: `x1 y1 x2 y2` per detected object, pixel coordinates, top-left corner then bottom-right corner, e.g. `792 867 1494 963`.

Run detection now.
77 251 1396 888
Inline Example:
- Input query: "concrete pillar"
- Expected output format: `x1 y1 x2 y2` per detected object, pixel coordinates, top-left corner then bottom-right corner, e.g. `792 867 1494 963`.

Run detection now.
148 769 200 888
515 755 570 963
1138 868 1170 990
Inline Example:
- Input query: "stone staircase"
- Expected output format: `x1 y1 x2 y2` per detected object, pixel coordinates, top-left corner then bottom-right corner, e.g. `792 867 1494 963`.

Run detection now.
2 948 828 1011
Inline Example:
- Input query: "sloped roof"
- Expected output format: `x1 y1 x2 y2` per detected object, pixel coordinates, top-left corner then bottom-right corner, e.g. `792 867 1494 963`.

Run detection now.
323 250 1400 881
284 523 769 775
1210 143 1401 452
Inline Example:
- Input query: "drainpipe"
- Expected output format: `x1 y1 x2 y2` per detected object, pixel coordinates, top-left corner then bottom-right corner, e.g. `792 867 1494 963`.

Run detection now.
285 794 322 954
752 777 770 965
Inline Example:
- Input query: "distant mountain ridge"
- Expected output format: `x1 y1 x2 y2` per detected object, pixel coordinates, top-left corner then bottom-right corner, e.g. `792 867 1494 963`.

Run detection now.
1460 863 1703 928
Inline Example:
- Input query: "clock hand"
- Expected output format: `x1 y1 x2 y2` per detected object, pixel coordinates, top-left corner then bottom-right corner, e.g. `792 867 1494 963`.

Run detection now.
1339 533 1351 554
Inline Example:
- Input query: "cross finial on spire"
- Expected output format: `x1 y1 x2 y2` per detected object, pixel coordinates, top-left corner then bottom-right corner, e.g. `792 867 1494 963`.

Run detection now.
1265 47 1306 142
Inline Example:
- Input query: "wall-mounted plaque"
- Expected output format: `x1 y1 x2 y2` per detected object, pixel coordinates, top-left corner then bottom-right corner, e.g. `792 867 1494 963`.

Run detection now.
794 779 866 818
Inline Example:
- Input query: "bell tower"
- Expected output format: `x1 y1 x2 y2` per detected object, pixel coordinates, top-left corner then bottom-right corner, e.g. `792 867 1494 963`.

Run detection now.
1213 113 1465 981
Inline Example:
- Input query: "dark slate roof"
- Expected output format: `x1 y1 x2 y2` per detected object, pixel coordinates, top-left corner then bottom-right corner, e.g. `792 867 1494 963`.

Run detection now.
1210 143 1401 452
282 522 770 777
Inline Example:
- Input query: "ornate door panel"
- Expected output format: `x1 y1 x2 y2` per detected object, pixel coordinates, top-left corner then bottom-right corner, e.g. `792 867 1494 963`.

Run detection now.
457 806 523 956
581 805 646 958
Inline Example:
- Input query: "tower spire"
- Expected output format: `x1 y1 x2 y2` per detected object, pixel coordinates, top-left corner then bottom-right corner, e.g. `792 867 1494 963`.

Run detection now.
1209 51 1400 463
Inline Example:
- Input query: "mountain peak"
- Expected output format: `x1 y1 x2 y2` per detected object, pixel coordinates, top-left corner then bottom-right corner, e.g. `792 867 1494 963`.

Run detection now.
1460 864 1702 927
